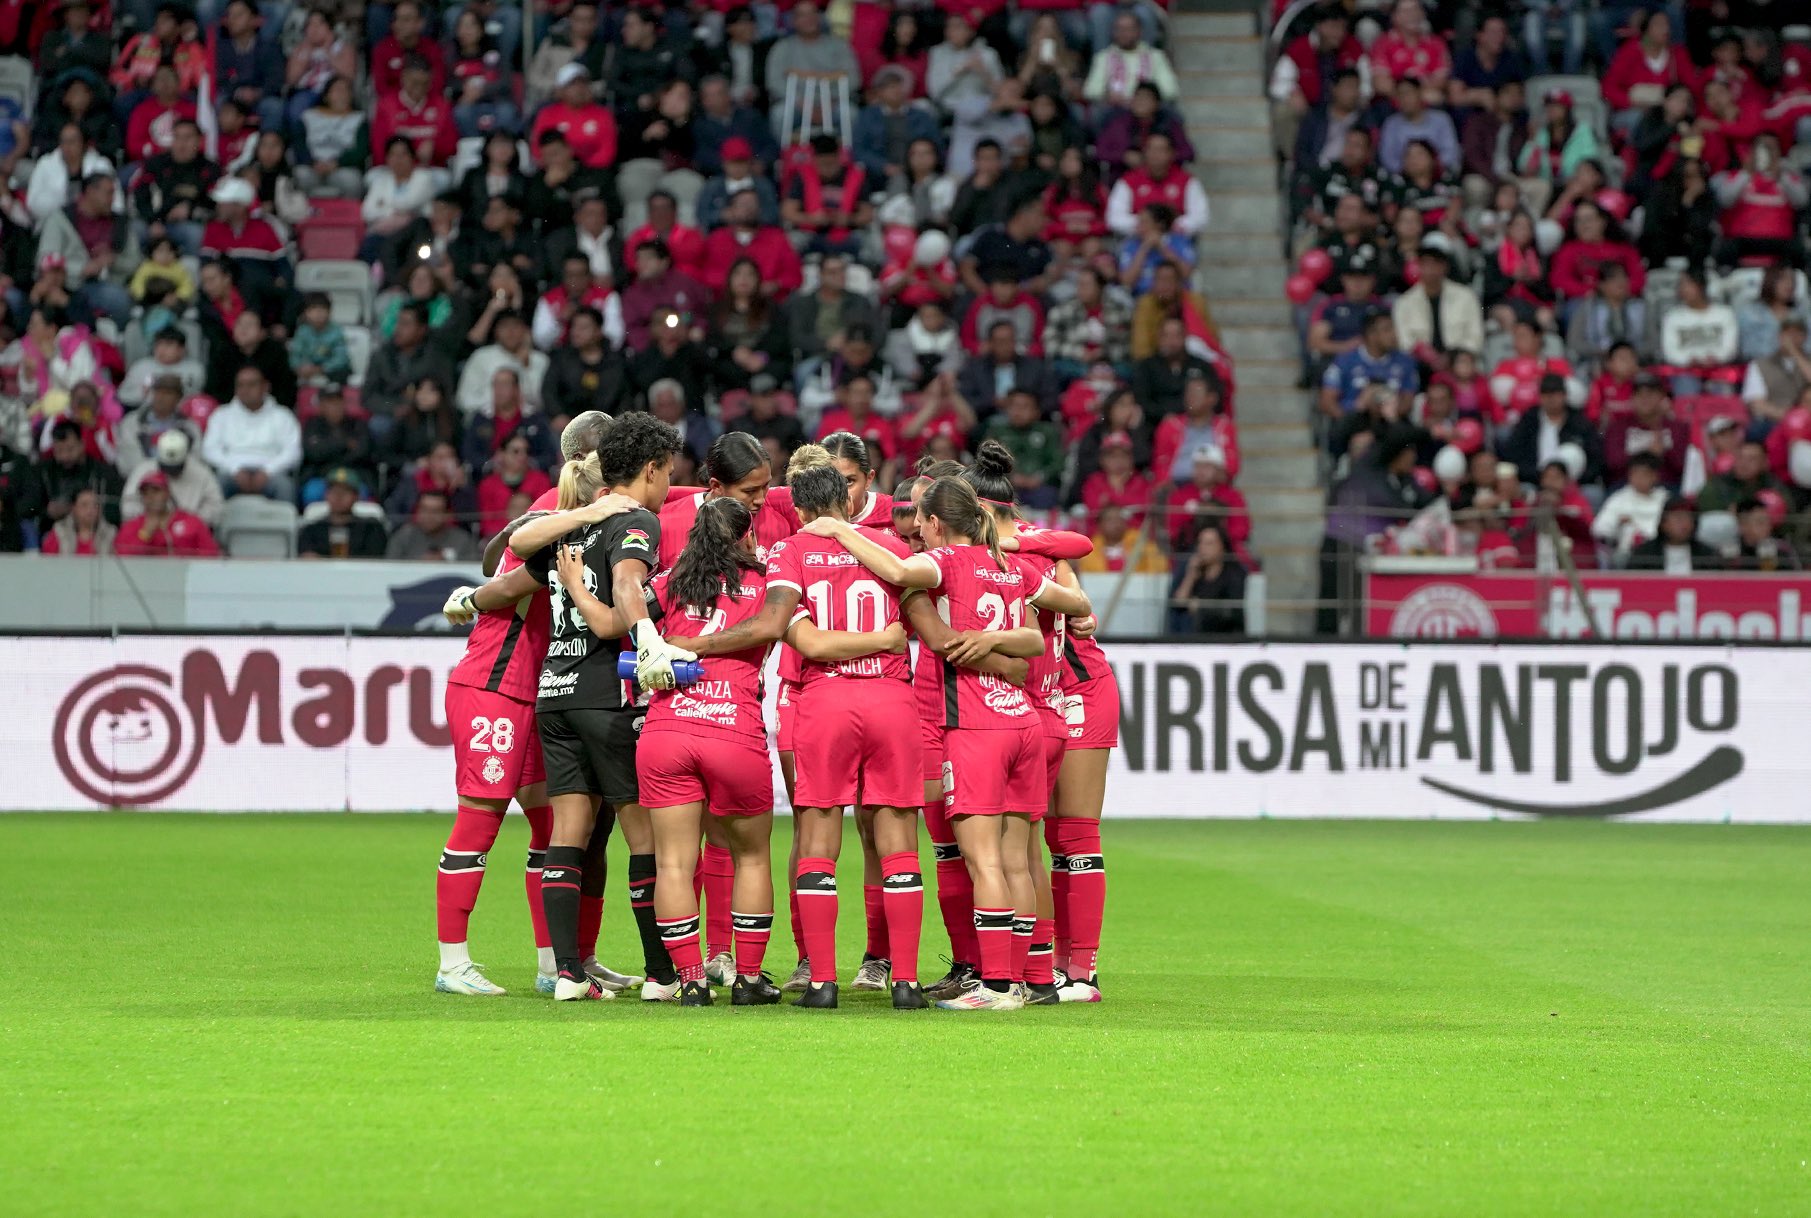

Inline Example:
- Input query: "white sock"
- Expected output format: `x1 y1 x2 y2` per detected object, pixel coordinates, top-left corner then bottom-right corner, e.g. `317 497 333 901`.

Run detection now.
439 941 471 971
537 947 556 975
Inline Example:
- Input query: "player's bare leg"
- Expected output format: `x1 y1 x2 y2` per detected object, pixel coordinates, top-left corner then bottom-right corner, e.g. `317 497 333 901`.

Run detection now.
699 814 737 984
650 801 710 1005
723 810 782 1004
869 805 926 1009
435 793 511 996
852 803 892 990
938 815 1022 1010
1053 748 1109 1001
791 804 846 1008
544 793 612 1000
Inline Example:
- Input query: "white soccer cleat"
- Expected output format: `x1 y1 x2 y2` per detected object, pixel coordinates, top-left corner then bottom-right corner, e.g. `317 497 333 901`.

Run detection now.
435 961 507 996
554 973 614 1001
582 958 642 991
703 951 736 986
851 956 891 991
780 958 812 993
1057 977 1102 1003
640 976 682 1002
935 979 1024 1011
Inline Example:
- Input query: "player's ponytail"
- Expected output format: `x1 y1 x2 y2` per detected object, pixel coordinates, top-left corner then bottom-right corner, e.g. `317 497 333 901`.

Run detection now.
787 442 832 480
668 497 761 615
557 451 605 509
962 438 1019 525
920 476 1007 571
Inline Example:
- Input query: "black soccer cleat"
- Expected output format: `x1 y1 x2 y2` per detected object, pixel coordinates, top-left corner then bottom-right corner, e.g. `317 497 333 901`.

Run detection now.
923 960 977 1001
1023 982 1062 1005
792 981 838 1009
679 980 713 1006
891 980 928 1010
731 974 783 1006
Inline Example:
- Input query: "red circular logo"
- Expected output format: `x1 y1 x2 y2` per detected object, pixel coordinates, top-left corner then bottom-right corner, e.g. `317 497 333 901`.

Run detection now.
53 665 205 806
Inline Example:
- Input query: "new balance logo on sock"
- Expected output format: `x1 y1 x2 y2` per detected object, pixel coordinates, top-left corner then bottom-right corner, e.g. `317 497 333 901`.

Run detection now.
798 870 836 895
931 843 961 863
883 872 923 893
1067 854 1104 873
658 916 701 943
732 913 774 933
1011 917 1035 937
438 850 487 873
627 883 653 902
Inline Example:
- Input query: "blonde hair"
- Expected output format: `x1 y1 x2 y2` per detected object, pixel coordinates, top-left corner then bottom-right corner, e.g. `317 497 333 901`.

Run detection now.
786 442 832 480
556 451 605 509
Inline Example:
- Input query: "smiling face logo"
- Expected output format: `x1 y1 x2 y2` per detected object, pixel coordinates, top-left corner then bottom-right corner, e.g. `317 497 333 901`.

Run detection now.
53 666 205 806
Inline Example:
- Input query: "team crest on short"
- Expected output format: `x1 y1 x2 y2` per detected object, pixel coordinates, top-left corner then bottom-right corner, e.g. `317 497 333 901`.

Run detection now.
482 755 506 785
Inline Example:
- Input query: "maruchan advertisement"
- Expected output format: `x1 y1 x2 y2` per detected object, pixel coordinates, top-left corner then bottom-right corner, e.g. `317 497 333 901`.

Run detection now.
3 637 1804 823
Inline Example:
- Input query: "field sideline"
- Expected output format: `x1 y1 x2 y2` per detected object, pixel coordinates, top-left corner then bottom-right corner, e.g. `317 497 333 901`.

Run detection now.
4 815 1808 1216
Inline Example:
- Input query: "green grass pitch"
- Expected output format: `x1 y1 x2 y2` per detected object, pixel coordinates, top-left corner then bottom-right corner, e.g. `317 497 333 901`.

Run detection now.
4 815 1809 1216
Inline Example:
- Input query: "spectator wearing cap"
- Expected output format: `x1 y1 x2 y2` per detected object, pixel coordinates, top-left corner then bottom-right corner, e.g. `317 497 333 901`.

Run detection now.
1593 451 1670 561
605 7 694 117
1602 10 1693 134
36 417 124 530
528 64 622 171
958 319 1058 421
1628 496 1720 571
119 329 205 412
372 0 448 98
1602 372 1690 487
1078 430 1153 531
390 489 482 561
1271 6 1366 161
1367 0 1449 105
372 55 461 169
115 469 220 557
541 307 628 426
203 366 301 501
299 469 390 559
1501 371 1604 486
1167 443 1249 553
623 190 707 280
692 74 778 179
764 1 859 119
854 66 942 183
199 178 291 326
116 373 199 478
1392 244 1482 375
301 384 376 498
696 136 781 231
1378 77 1459 176
1106 130 1207 238
1742 317 1811 427
702 191 803 300
1153 367 1238 484
619 239 709 351
122 429 223 525
1321 312 1419 421
457 309 548 417
1307 250 1384 375
1659 271 1740 398
35 172 139 329
616 80 706 228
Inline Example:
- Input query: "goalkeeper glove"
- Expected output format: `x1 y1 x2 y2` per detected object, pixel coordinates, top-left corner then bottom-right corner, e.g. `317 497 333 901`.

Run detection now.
632 619 695 691
443 586 479 626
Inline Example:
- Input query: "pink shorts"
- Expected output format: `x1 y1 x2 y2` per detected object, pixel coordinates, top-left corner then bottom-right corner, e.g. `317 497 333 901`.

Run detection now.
637 729 773 816
792 678 923 809
1039 709 1067 815
775 679 801 753
919 716 945 784
943 723 1046 817
446 685 545 799
1064 670 1121 751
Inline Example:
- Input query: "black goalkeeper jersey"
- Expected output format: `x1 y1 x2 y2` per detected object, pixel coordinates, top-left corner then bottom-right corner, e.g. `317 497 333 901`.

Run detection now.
528 507 662 712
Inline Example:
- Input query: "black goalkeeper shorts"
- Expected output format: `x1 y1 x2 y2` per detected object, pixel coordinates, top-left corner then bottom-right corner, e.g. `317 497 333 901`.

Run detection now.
538 706 644 805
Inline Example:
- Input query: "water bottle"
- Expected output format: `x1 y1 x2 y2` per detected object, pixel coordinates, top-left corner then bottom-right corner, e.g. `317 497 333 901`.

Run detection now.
617 654 707 685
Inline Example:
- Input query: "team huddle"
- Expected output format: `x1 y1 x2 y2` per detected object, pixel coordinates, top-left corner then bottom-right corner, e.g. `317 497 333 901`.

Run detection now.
433 409 1117 1011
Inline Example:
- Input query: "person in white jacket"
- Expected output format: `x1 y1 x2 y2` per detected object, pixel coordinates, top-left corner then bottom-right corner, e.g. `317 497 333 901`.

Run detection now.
200 366 303 501
1593 452 1669 562
26 124 115 225
1084 12 1178 105
455 310 549 416
1391 244 1483 372
1660 271 1741 396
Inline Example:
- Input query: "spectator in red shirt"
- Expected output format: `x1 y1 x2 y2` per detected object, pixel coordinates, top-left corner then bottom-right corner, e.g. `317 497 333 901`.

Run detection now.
1711 137 1810 270
700 189 803 300
1601 372 1691 488
198 177 292 328
1603 11 1694 136
125 64 195 163
1550 201 1646 304
623 190 707 282
1079 431 1153 531
475 431 553 537
960 272 1047 357
372 57 460 167
1166 443 1250 554
531 63 618 171
115 470 220 556
40 486 116 556
1368 0 1450 107
371 0 447 99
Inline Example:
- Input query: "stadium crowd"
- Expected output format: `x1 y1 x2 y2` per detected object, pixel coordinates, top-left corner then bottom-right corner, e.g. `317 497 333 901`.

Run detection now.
1275 0 1811 627
0 0 1251 628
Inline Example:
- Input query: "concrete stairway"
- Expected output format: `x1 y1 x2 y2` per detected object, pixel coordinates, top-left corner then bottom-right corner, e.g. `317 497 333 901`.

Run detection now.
1170 8 1322 635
